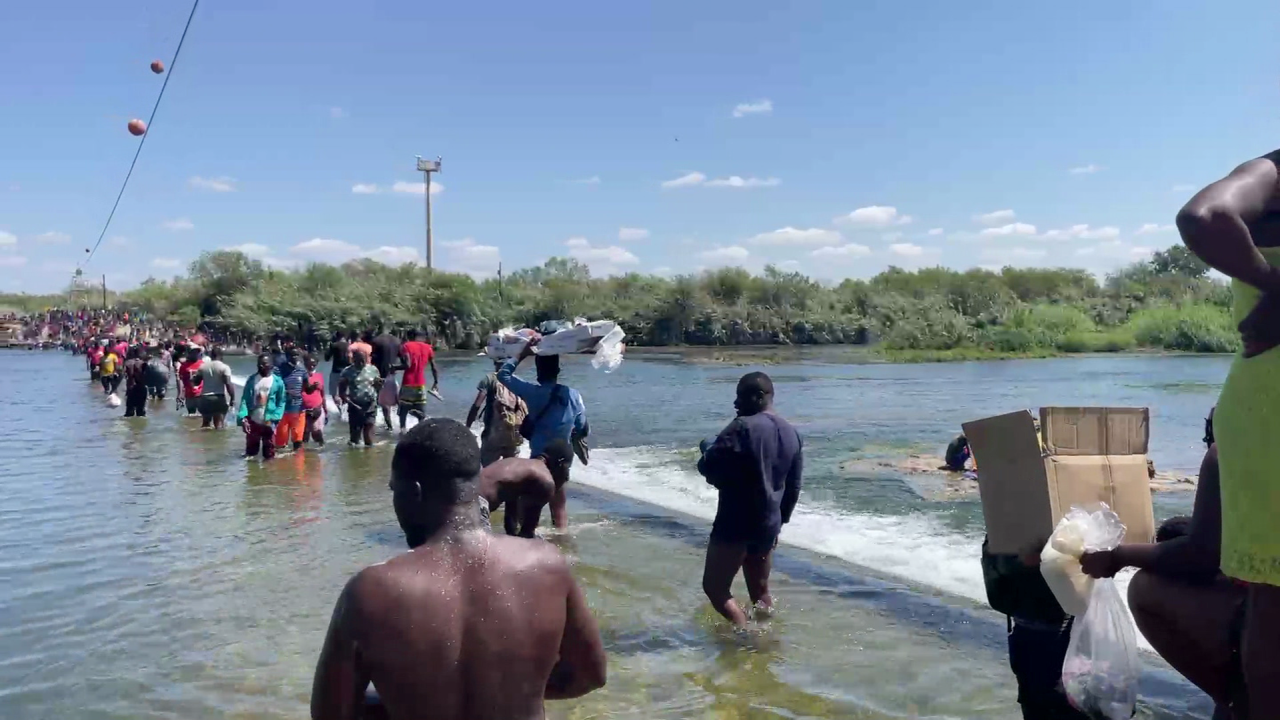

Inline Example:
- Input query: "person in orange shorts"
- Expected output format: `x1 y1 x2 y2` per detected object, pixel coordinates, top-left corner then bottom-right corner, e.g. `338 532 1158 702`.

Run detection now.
274 349 309 452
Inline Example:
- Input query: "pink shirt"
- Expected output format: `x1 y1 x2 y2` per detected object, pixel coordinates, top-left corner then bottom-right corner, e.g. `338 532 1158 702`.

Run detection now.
301 372 325 410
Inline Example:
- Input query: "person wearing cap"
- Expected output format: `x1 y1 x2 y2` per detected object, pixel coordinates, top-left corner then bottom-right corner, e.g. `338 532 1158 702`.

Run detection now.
495 339 587 530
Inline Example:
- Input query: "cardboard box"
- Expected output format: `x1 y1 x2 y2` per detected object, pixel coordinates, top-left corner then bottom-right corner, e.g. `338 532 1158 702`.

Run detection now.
963 408 1155 555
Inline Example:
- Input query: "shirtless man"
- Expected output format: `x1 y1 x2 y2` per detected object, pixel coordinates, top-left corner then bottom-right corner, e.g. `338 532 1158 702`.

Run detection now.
479 438 573 538
310 418 606 720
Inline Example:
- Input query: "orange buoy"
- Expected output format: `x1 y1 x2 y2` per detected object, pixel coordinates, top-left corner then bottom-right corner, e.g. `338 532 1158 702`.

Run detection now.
128 119 147 136
151 60 165 74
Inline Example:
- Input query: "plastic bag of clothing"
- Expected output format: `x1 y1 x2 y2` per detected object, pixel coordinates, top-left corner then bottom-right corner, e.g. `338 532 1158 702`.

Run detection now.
106 393 122 408
536 319 574 335
1040 505 1127 617
590 325 626 373
1051 506 1140 720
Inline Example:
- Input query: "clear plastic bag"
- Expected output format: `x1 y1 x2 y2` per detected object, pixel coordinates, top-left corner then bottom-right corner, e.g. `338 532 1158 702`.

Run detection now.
1050 504 1140 720
1062 577 1141 720
1041 505 1128 617
590 325 626 373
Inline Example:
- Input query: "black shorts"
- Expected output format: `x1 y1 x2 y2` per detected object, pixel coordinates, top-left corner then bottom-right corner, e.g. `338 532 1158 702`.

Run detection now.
710 528 779 557
198 394 229 419
348 400 376 427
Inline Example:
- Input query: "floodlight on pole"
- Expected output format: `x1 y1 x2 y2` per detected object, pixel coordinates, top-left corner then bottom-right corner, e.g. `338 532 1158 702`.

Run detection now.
416 155 442 270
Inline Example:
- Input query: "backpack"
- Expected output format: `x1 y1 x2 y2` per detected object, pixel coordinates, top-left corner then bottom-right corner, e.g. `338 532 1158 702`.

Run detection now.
487 378 528 442
980 536 1069 624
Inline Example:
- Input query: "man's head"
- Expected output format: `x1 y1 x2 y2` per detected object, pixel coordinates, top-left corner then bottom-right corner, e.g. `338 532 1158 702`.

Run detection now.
538 438 575 487
535 353 560 384
257 353 273 376
1204 406 1216 448
352 348 368 367
333 330 344 341
186 346 202 363
391 418 483 548
734 372 774 417
363 330 374 343
209 346 223 361
406 328 421 341
289 348 303 366
305 353 318 372
1156 515 1192 542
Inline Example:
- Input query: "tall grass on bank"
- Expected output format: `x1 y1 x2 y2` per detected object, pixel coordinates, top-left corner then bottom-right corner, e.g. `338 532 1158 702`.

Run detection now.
1126 305 1241 354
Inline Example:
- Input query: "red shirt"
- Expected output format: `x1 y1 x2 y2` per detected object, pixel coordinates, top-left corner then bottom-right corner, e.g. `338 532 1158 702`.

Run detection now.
400 341 434 387
179 359 204 396
302 372 325 410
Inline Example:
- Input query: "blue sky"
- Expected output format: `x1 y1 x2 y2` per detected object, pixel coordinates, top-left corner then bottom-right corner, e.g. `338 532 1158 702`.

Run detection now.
1 0 1277 293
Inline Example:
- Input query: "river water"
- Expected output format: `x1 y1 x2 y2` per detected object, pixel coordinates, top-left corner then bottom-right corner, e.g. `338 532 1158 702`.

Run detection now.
0 349 1226 719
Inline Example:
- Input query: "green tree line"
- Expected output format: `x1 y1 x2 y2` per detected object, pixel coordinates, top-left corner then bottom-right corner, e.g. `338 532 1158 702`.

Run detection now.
11 243 1242 357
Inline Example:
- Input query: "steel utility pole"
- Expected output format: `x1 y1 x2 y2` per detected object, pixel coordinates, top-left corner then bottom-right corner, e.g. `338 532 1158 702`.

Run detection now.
416 155 442 270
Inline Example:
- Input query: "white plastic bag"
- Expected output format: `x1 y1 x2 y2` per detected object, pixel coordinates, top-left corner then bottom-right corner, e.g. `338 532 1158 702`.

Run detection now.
590 325 626 373
1041 505 1127 617
1044 504 1139 720
106 392 121 408
1062 577 1141 720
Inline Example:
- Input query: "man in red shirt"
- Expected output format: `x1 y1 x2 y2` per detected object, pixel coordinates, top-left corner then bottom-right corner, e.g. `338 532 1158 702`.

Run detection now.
397 328 440 430
178 346 205 416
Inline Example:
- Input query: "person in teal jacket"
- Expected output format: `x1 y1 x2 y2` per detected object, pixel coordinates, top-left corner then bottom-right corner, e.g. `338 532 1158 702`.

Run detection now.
237 353 287 459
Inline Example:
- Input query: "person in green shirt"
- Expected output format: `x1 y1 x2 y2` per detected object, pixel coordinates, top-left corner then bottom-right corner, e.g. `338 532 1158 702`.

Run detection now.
236 353 286 460
340 349 382 446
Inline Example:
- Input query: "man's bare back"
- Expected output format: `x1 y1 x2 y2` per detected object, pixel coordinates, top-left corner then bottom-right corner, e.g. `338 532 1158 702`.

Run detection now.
311 419 605 720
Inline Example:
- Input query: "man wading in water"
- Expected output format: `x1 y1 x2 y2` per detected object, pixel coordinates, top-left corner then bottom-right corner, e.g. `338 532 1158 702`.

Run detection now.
310 419 607 720
698 372 803 627
478 438 574 537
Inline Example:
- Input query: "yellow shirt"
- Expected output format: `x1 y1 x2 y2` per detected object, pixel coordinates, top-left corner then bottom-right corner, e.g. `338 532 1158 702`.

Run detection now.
100 353 118 375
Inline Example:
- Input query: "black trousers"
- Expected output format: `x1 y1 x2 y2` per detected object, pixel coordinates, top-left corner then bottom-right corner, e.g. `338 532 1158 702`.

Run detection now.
1008 618 1088 720
124 385 148 417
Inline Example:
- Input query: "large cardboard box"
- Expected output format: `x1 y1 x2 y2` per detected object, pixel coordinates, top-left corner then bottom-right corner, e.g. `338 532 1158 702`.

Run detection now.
963 407 1155 555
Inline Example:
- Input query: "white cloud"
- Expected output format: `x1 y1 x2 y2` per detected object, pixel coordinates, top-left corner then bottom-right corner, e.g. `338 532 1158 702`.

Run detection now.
441 238 501 276
0 255 27 268
978 222 1037 238
708 176 780 188
811 243 871 259
188 175 237 192
364 246 420 266
573 176 602 185
882 232 904 242
163 218 194 231
732 99 773 118
698 245 750 264
290 238 361 259
351 183 381 194
1134 223 1175 236
1069 164 1103 175
224 243 272 258
660 172 707 189
329 106 347 119
391 180 444 195
0 231 15 247
1171 184 1196 193
975 209 1016 226
927 228 944 236
35 231 70 244
1042 224 1120 241
564 237 640 275
1076 241 1155 261
618 227 650 242
834 205 912 227
150 258 181 269
889 243 925 257
749 227 842 246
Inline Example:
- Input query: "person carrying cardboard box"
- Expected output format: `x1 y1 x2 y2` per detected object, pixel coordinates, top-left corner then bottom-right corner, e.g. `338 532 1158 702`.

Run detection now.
967 407 1156 720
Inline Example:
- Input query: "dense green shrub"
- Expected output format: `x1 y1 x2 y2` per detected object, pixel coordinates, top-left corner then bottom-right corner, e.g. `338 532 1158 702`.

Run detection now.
1127 305 1241 353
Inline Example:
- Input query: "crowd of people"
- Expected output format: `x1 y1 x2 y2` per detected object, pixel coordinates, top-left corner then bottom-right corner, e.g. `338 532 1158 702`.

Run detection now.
71 320 808 719
64 150 1280 720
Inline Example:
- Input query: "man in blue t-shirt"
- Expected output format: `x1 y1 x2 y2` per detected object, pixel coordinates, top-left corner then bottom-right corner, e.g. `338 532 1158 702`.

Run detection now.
698 372 802 627
497 343 587 530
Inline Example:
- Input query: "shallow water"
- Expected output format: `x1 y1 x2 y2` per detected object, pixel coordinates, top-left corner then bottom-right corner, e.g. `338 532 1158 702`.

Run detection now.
0 349 1223 718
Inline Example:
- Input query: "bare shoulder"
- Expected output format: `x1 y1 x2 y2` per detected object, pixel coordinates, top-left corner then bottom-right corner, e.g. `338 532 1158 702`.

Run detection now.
486 535 571 577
